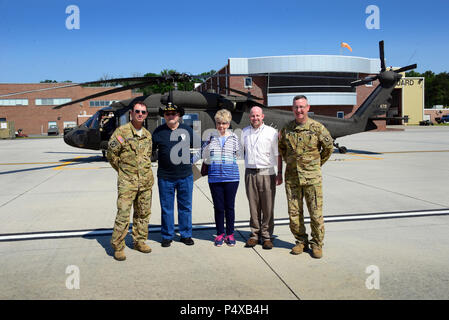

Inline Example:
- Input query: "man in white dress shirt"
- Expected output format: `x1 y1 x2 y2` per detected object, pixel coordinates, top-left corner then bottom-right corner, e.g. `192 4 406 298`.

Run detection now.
241 106 282 249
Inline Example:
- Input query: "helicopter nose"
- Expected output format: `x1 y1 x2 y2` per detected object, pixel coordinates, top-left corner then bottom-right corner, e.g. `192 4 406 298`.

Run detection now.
64 127 87 148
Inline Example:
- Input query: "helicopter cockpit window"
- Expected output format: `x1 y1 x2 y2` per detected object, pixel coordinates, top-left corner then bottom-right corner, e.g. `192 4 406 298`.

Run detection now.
119 113 128 126
87 111 101 129
83 116 93 128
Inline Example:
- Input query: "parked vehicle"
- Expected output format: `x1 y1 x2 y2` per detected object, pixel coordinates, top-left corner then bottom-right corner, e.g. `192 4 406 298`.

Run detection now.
15 129 28 137
47 125 60 136
441 115 449 123
419 120 433 126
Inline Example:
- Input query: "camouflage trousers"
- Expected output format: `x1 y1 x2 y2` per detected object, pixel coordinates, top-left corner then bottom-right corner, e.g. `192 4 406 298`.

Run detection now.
285 181 324 247
111 186 153 251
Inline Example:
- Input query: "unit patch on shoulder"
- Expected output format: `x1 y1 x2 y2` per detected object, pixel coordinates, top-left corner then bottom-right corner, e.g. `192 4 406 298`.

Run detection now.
109 140 118 149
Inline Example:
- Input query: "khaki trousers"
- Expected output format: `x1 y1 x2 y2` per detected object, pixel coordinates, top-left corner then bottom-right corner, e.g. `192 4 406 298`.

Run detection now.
245 168 276 241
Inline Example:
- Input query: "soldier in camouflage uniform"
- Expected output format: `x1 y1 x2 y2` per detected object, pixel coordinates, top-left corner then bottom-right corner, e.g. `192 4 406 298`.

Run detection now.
107 101 154 261
278 95 333 258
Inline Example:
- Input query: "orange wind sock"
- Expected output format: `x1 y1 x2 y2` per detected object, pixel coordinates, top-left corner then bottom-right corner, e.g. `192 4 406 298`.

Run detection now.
341 42 352 52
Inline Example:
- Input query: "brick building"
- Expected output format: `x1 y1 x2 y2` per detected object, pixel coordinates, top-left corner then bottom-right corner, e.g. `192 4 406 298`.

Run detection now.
0 83 139 135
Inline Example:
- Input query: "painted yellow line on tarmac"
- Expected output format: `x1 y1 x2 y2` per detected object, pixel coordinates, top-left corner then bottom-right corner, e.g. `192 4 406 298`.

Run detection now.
380 150 449 154
0 158 107 170
53 156 85 170
346 152 384 160
329 149 449 162
330 153 383 162
58 167 104 170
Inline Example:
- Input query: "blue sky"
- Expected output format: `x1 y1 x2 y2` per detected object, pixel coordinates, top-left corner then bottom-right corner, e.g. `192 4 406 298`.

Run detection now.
1 0 448 83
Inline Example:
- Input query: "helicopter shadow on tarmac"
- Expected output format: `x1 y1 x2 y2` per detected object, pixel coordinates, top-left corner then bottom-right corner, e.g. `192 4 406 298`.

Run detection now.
332 148 382 155
45 151 100 155
0 156 107 175
58 155 106 163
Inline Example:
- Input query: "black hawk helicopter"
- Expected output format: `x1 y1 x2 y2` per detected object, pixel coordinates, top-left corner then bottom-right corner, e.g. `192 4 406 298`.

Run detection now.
5 40 417 156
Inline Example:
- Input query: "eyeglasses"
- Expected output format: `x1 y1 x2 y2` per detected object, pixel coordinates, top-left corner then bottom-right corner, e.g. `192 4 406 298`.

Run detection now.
164 112 178 116
216 121 229 125
134 110 147 114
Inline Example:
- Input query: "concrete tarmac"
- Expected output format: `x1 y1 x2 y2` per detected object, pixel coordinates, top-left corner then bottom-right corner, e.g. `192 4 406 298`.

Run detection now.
0 126 448 301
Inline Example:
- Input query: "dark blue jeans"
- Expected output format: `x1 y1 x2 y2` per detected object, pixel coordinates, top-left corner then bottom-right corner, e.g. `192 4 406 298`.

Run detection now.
209 181 239 236
158 175 193 241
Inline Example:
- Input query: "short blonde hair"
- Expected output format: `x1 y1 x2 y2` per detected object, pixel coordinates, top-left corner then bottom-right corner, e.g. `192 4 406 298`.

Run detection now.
214 109 232 123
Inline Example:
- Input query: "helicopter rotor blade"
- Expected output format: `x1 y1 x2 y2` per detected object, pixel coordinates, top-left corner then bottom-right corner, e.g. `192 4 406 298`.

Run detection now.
0 74 193 99
0 83 83 98
350 75 379 87
220 85 264 100
75 74 194 86
2 73 358 98
379 40 386 72
52 80 157 109
248 99 269 108
393 64 418 74
196 73 358 81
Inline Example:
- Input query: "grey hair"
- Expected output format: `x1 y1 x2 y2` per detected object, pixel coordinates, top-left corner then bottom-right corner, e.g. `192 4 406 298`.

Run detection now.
214 109 232 123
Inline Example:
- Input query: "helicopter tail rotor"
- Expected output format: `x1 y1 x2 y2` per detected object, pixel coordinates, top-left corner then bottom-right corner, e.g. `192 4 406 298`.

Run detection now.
379 40 386 72
393 64 418 74
351 40 417 88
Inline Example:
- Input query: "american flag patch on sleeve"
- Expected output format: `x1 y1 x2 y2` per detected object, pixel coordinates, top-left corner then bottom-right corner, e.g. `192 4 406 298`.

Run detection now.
116 135 125 144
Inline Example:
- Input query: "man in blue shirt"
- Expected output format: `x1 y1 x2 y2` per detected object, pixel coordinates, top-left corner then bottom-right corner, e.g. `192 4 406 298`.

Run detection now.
152 103 195 247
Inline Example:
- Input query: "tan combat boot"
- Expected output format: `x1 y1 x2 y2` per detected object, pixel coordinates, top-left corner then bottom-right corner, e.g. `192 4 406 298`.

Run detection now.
290 242 309 255
134 242 152 253
311 244 323 259
114 249 126 261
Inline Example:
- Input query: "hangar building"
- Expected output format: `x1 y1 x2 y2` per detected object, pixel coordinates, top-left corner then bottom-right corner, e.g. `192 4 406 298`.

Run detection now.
197 54 424 128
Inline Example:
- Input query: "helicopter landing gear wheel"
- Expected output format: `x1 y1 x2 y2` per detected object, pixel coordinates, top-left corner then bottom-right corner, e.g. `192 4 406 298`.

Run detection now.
333 141 347 154
338 146 347 154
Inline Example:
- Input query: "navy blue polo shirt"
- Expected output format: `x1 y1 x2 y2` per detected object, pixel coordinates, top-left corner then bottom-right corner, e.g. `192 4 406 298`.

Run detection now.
152 123 194 180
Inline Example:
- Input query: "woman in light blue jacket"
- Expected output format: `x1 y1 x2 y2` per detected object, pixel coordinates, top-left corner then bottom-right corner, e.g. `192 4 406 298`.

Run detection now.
202 109 240 246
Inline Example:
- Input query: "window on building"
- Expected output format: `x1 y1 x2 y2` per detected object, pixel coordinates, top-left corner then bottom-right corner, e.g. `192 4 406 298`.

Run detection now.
0 99 29 106
48 121 57 128
63 121 77 128
36 98 71 106
337 111 344 118
268 72 357 94
89 100 112 107
244 77 253 88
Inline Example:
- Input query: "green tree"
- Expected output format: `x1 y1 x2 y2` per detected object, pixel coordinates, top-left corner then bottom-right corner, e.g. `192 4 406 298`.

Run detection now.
406 70 449 107
40 80 58 83
138 69 210 95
